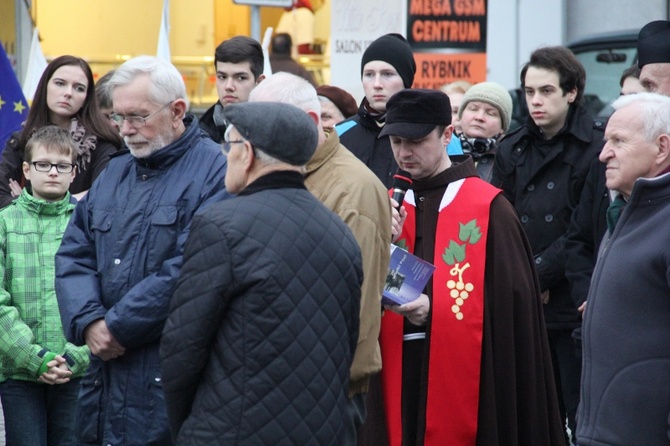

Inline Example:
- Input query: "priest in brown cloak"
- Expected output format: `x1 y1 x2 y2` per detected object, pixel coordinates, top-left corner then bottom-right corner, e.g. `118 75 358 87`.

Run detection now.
359 89 565 446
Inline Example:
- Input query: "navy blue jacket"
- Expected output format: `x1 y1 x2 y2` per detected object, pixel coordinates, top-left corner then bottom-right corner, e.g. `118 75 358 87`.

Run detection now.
55 116 229 445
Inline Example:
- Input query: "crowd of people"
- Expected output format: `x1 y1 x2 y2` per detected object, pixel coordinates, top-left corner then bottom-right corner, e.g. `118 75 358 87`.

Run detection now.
0 18 669 446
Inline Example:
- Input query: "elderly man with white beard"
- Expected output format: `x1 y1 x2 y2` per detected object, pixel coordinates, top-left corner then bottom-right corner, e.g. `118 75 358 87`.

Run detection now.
55 55 229 446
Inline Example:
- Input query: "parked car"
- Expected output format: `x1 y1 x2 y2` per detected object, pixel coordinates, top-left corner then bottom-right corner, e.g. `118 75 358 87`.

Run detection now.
569 29 639 119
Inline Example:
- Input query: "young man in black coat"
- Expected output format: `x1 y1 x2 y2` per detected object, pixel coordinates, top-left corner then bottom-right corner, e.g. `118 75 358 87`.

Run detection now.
492 46 604 445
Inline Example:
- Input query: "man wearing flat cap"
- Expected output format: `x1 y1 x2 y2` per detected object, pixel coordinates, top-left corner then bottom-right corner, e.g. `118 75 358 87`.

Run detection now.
250 72 392 446
160 101 363 445
364 89 564 446
638 20 670 95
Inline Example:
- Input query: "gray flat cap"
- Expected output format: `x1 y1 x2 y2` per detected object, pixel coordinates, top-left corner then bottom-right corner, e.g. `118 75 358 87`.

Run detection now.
223 102 318 166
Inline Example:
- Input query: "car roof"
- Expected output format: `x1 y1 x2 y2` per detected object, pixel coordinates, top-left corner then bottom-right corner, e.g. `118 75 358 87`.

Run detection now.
568 29 639 52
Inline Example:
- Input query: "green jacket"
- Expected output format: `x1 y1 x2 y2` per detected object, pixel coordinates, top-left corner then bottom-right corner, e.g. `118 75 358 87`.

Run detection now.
0 189 89 382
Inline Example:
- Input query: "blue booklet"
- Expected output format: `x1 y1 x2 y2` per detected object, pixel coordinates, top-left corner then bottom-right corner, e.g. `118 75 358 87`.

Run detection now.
382 245 436 306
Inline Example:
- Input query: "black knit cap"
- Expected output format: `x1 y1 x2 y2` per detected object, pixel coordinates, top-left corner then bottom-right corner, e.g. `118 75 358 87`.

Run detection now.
379 89 451 139
638 20 670 68
361 34 416 88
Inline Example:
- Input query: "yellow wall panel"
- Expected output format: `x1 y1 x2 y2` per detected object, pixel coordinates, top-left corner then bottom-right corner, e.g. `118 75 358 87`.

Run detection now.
0 0 17 54
36 0 216 60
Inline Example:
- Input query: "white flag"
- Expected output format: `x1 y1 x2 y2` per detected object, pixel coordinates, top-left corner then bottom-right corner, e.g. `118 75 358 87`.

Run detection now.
157 0 171 62
22 28 48 102
261 27 273 78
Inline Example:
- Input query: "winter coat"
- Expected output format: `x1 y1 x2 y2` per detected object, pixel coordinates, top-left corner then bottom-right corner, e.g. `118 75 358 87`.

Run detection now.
199 102 226 144
564 157 609 308
336 100 399 188
491 105 604 328
55 115 229 445
0 190 89 382
578 172 670 445
304 130 391 396
161 171 362 445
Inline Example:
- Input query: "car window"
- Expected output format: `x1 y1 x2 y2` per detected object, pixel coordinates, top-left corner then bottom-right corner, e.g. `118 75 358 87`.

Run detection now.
573 47 638 117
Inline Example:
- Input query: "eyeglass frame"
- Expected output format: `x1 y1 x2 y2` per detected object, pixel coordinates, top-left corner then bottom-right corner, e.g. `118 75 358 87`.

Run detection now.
221 140 246 156
110 101 175 128
31 161 76 174
221 125 256 156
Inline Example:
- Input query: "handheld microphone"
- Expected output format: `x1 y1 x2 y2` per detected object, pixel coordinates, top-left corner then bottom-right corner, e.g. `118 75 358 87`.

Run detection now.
391 169 412 211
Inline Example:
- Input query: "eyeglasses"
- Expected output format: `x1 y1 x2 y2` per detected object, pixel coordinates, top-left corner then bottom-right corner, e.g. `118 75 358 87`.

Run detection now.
221 140 246 156
31 161 76 174
110 101 174 128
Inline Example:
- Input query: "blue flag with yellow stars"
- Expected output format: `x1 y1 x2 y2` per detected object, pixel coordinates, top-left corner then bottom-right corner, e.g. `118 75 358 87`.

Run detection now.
0 43 29 151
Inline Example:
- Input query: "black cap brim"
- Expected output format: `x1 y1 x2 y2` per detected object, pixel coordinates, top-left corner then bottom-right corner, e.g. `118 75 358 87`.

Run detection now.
379 122 436 139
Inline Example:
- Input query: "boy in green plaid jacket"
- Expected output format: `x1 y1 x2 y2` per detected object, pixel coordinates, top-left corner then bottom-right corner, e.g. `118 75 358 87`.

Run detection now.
0 126 90 445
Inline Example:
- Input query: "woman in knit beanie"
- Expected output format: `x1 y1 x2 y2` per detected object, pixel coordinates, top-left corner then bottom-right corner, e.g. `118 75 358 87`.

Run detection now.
454 81 513 182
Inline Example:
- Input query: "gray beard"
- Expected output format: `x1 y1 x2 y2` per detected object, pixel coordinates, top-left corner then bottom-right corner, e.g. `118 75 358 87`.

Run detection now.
126 134 169 159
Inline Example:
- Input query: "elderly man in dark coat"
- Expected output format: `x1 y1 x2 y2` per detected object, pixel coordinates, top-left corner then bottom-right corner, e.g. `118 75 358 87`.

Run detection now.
160 101 363 445
578 92 670 445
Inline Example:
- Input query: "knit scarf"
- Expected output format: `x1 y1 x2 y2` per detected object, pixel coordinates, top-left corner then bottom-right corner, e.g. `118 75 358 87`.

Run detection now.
363 100 386 126
457 132 497 161
606 194 627 233
68 118 97 172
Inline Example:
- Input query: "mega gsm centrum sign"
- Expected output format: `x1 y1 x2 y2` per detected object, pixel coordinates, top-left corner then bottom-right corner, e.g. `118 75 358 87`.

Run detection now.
408 0 486 49
407 0 488 89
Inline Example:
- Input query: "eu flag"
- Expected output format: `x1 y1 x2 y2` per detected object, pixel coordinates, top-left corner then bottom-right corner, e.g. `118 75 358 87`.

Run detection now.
0 43 29 150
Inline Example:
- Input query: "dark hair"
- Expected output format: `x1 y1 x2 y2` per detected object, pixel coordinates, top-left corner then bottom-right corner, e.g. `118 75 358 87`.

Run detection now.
214 36 264 80
18 55 122 149
271 33 292 55
24 125 77 164
96 69 116 109
619 64 641 87
520 46 586 104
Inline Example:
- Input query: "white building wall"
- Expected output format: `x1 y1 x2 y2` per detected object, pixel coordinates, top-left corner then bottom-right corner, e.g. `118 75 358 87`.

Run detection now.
487 0 566 89
567 0 667 42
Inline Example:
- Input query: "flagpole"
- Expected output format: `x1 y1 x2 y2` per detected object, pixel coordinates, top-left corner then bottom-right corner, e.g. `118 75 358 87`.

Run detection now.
22 27 48 102
21 0 38 31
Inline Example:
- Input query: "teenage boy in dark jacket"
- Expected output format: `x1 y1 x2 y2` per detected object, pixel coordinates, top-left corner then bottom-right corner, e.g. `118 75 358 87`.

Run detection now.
200 36 265 143
492 46 604 445
336 33 415 188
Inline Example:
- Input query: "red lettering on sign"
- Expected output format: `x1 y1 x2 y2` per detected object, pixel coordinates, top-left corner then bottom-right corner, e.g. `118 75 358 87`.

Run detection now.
412 20 481 43
409 0 452 15
454 0 486 15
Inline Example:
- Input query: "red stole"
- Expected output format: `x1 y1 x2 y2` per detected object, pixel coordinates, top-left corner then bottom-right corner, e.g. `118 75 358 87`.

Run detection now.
381 177 500 445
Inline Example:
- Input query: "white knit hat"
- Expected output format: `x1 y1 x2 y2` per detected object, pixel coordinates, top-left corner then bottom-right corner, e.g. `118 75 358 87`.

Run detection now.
458 82 513 132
